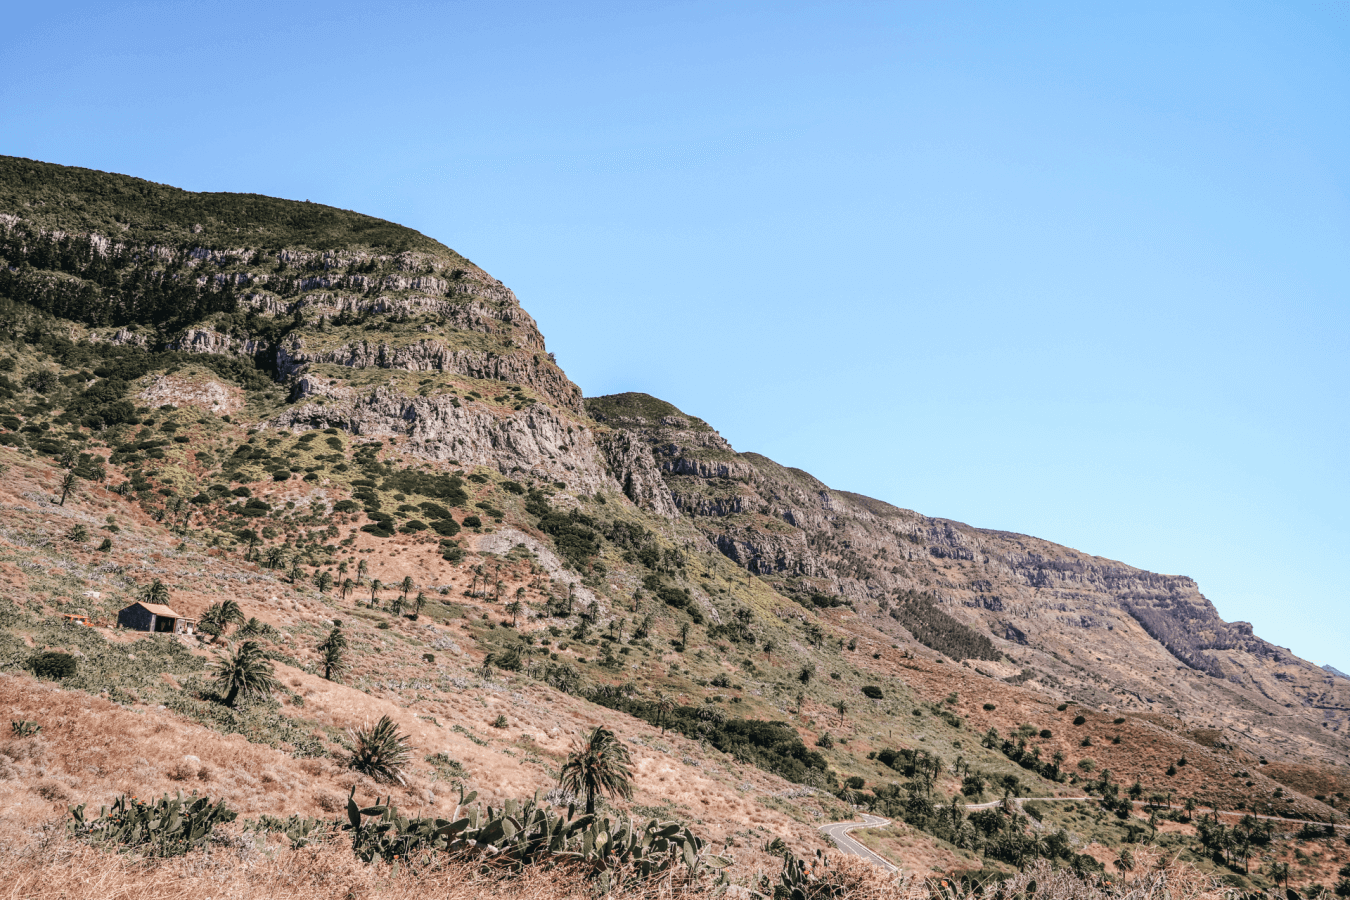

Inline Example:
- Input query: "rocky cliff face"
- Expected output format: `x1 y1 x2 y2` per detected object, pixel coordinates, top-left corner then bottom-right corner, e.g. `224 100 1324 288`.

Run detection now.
274 383 615 493
3 157 1343 772
585 392 1350 764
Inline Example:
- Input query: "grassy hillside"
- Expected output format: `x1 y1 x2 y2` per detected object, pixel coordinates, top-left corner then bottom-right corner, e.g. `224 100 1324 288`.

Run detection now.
0 160 1347 899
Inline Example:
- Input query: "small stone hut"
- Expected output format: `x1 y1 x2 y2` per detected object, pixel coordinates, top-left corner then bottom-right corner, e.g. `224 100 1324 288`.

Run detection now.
117 602 185 634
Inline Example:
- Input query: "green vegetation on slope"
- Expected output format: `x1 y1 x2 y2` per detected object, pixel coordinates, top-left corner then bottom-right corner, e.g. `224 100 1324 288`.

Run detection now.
0 156 450 254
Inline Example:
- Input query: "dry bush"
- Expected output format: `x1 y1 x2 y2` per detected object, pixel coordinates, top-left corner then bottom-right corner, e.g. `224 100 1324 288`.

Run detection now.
2 736 48 764
315 791 344 813
168 755 201 781
33 780 70 802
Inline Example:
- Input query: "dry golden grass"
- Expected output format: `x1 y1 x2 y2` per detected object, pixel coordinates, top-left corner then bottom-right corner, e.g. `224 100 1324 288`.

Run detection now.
0 835 1231 900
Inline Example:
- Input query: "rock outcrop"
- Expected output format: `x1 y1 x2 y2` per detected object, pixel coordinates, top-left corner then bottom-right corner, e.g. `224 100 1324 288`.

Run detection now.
275 335 581 414
273 386 616 494
592 430 677 517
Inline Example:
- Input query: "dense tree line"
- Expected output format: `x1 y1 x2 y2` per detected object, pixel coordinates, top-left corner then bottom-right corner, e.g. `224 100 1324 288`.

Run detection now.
0 225 243 328
585 689 828 785
888 590 1001 661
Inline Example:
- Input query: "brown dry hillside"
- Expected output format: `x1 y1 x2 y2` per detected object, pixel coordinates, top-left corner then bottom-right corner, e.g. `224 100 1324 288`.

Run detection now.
1 158 1347 897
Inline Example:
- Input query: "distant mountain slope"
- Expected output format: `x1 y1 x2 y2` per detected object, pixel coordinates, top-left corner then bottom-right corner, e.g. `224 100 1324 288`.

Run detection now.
587 392 1350 765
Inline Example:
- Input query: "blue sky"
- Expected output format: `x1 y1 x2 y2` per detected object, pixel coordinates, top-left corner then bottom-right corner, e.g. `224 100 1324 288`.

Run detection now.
3 1 1347 668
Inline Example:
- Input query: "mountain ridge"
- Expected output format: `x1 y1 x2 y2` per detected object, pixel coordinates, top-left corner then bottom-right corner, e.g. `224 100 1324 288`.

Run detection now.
0 157 1346 891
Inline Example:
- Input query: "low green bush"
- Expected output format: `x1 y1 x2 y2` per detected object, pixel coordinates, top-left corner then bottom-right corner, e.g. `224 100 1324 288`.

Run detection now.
30 651 77 679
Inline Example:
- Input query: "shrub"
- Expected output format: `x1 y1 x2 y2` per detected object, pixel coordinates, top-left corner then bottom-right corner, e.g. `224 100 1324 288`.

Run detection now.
1113 717 1126 724
1073 715 1086 726
348 715 413 784
1057 703 1068 711
431 518 461 536
462 515 482 528
983 702 996 711
861 685 883 699
816 732 834 749
844 775 864 789
1040 729 1052 739
29 651 77 679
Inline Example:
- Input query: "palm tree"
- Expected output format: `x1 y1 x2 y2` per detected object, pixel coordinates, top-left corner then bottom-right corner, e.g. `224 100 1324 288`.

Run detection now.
795 691 805 715
356 559 368 582
656 692 675 735
58 471 80 506
762 639 774 661
391 594 404 617
319 627 348 682
337 560 349 578
414 591 427 616
493 579 503 602
348 715 412 784
836 699 848 726
244 534 261 561
139 578 171 606
314 571 334 594
288 559 304 584
679 622 691 649
1267 861 1290 889
480 652 497 678
559 726 633 815
265 546 285 569
1113 849 1134 877
340 578 354 601
506 600 522 627
515 586 526 603
369 578 382 606
212 640 279 706
238 617 267 638
400 576 414 604
200 598 245 640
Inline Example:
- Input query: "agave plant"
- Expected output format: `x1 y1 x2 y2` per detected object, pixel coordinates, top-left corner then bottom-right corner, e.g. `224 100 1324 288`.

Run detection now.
211 640 279 707
348 715 412 784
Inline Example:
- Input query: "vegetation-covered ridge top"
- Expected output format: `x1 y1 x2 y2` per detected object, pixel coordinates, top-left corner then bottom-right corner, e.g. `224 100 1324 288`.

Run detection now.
0 156 455 256
585 393 715 431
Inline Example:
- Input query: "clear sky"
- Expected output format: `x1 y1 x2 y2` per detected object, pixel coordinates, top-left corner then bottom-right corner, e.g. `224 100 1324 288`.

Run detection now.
3 2 1347 668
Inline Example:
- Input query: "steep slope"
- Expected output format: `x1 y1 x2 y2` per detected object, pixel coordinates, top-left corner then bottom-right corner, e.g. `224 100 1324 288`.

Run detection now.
1 158 1347 893
586 392 1350 768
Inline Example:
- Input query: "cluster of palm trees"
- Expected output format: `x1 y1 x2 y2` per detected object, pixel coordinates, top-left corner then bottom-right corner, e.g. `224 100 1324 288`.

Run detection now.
1197 812 1274 874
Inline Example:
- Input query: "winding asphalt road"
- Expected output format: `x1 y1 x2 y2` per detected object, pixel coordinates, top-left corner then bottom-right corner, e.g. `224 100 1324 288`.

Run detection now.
818 814 899 873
